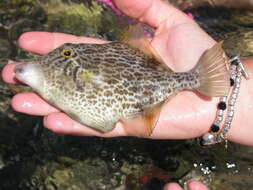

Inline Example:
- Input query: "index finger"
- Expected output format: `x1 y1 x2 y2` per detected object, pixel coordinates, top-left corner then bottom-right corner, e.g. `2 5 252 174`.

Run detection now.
18 32 107 55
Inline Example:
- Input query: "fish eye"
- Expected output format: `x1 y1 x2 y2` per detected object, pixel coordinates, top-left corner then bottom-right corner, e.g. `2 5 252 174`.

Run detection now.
61 49 75 58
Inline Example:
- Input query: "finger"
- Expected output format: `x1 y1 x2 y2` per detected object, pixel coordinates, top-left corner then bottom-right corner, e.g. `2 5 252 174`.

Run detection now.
2 61 22 84
44 112 127 137
12 92 59 115
18 32 107 55
114 0 190 28
164 182 184 190
187 180 209 190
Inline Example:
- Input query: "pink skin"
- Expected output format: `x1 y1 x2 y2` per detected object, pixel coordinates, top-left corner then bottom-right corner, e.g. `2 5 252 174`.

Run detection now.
164 181 209 190
2 0 253 189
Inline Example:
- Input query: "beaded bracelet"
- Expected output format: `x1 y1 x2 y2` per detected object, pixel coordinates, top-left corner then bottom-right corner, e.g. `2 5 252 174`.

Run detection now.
200 56 249 146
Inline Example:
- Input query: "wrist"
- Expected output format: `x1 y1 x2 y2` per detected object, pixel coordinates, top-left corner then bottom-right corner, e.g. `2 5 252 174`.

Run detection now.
226 59 253 145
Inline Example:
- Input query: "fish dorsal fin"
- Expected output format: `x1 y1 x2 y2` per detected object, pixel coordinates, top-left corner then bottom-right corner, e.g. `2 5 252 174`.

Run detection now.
121 24 171 71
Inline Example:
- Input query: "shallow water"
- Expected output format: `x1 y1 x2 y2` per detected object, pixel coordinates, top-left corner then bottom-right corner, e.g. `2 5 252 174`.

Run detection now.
0 1 253 190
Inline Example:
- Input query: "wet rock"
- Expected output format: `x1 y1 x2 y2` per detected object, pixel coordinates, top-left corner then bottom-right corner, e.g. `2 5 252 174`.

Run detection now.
0 39 11 59
169 0 253 10
0 154 5 170
191 7 253 57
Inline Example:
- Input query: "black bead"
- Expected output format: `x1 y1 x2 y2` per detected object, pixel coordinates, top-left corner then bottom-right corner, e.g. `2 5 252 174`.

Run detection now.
230 78 235 86
231 59 239 66
218 102 227 110
211 124 220 133
199 138 205 146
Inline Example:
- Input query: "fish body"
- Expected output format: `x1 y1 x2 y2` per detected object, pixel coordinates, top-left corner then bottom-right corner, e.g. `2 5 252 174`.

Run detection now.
15 40 230 134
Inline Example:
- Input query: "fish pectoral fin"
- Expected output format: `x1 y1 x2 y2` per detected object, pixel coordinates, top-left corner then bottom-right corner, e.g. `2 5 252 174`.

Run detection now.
120 24 172 72
121 102 164 137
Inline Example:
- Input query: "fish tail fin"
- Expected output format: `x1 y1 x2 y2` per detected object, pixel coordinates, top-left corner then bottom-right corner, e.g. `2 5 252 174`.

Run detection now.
194 41 230 97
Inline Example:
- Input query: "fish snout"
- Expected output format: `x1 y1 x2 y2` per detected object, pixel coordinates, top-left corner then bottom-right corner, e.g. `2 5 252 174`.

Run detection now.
15 64 30 83
15 63 44 90
15 64 25 75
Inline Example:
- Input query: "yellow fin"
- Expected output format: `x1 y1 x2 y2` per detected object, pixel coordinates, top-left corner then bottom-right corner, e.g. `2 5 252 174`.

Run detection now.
121 102 165 137
142 103 163 136
195 41 230 97
121 24 170 70
141 93 178 136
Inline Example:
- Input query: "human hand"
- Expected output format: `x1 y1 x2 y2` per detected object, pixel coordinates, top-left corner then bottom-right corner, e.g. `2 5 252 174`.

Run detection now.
2 0 253 145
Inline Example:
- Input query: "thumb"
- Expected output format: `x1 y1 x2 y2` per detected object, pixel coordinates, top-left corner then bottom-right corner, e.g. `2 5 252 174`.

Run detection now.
113 0 215 71
114 0 192 28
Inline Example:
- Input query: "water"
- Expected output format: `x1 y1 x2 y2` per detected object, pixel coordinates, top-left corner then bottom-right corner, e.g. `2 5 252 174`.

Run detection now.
0 1 253 189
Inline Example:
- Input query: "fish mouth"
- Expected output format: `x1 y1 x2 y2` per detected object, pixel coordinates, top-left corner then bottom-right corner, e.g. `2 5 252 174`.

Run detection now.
15 64 28 82
15 63 44 91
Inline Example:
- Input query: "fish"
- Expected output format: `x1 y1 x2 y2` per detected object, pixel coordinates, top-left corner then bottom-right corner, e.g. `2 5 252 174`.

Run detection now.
14 26 230 136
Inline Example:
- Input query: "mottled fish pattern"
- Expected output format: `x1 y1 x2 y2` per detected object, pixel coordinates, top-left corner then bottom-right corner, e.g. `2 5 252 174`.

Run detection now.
15 40 230 135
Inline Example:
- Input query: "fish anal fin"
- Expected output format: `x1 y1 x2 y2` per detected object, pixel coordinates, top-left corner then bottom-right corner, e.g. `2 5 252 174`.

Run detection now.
121 102 164 137
121 24 171 71
143 103 163 136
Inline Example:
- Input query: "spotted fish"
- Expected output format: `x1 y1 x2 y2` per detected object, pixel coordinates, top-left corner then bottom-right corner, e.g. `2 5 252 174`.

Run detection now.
15 26 230 136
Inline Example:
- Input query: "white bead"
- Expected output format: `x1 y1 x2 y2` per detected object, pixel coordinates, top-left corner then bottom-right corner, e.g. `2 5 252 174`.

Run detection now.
228 111 234 117
233 88 239 93
230 99 236 105
232 93 238 99
218 110 224 116
228 106 234 111
217 116 223 121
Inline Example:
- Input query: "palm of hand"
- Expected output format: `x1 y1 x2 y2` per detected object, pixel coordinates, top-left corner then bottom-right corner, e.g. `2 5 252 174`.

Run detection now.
148 20 218 139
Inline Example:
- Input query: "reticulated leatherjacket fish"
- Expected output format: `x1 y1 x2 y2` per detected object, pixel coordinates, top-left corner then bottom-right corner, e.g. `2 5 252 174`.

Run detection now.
15 25 230 136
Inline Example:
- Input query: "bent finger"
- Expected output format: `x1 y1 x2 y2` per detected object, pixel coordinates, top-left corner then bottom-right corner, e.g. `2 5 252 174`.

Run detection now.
187 180 209 190
12 92 59 115
44 112 127 137
2 61 22 84
164 182 184 190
